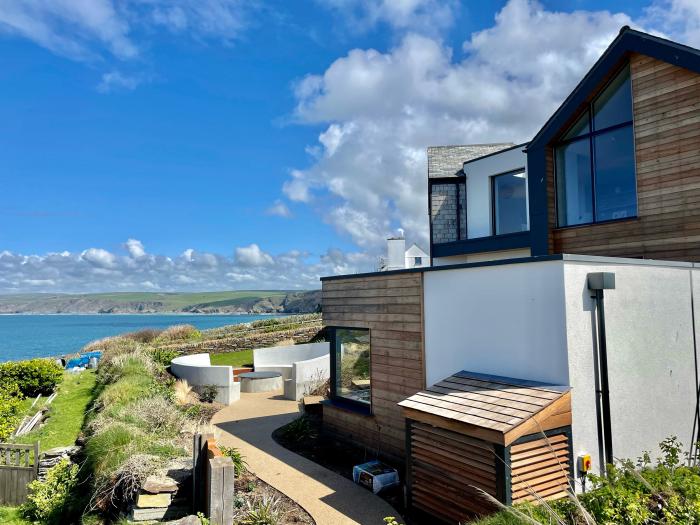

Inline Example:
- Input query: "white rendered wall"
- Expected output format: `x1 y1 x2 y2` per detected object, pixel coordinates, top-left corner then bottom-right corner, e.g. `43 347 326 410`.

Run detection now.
405 244 429 269
463 146 527 239
170 353 239 404
562 259 699 478
423 256 700 486
432 248 531 266
423 259 569 387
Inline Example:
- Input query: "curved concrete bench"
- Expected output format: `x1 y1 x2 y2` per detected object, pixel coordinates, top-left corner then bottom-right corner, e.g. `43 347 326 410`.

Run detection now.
170 353 240 405
253 342 330 401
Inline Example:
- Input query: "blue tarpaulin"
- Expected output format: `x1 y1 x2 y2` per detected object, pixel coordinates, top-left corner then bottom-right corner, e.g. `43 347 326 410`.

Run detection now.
65 351 102 369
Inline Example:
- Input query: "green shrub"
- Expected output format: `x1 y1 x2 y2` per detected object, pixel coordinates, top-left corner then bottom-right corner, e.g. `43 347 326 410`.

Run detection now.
21 459 79 524
149 347 180 367
238 495 281 525
0 382 23 440
279 415 317 443
475 436 700 525
0 359 63 397
199 385 218 403
220 445 248 476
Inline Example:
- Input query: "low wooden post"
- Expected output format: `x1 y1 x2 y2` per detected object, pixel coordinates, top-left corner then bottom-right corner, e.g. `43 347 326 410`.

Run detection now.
207 456 235 525
192 433 214 515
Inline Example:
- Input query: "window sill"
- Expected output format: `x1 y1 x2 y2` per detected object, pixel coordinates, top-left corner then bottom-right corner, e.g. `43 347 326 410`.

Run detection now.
322 397 372 416
554 216 639 231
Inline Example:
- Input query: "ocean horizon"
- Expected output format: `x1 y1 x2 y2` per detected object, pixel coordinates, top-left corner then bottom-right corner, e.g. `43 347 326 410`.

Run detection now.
0 313 280 362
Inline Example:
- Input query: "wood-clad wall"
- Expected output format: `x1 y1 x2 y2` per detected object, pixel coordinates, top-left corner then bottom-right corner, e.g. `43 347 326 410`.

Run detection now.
322 272 425 462
510 434 571 503
550 53 700 260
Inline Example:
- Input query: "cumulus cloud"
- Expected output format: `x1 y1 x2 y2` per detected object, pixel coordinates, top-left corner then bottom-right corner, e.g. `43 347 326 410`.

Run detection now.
0 0 255 62
644 0 700 47
285 0 645 249
0 240 374 293
235 244 274 267
265 200 292 218
124 238 146 258
320 0 459 35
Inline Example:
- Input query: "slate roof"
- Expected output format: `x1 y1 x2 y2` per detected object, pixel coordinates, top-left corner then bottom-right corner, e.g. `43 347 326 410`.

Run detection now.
427 144 514 179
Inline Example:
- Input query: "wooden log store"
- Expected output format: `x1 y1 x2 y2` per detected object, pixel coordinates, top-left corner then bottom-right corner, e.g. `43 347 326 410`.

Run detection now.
398 371 573 524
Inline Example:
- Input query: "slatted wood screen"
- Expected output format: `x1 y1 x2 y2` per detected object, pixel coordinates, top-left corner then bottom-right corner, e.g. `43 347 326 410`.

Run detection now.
510 434 571 503
408 421 499 524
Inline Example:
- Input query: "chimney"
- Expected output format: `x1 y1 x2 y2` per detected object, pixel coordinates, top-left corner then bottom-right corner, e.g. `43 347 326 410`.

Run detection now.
386 230 406 271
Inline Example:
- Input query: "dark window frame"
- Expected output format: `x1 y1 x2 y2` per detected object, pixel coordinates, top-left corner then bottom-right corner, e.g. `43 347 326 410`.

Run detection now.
328 326 372 415
490 169 529 236
554 63 638 228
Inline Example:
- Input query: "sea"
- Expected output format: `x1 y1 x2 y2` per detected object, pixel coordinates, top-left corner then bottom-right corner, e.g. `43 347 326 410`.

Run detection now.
0 314 279 362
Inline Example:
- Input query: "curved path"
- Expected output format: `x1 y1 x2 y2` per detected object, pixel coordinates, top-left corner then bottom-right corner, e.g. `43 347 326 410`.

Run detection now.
212 391 398 525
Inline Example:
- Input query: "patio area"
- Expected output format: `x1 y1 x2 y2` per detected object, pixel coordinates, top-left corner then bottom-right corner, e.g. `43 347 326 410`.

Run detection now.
211 391 397 525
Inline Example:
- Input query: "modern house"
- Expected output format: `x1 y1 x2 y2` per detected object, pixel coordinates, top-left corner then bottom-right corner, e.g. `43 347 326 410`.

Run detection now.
321 27 700 524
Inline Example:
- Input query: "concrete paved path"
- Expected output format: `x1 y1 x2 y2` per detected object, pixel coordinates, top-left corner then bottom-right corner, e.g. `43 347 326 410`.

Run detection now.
212 391 398 525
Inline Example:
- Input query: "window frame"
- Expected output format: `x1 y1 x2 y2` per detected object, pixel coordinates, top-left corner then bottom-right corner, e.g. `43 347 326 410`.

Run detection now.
490 169 529 237
554 63 638 229
328 326 372 415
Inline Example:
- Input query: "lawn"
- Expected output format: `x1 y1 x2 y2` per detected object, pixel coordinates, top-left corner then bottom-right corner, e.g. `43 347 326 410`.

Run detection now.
16 370 97 451
209 349 254 367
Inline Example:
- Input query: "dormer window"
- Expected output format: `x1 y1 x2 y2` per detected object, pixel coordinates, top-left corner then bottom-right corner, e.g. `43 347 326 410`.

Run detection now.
555 65 637 227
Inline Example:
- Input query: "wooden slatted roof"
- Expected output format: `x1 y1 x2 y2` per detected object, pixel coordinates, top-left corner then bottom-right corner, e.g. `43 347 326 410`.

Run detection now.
399 371 571 446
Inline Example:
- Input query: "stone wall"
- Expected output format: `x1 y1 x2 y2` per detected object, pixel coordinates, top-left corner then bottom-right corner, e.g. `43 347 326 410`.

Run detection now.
430 182 465 244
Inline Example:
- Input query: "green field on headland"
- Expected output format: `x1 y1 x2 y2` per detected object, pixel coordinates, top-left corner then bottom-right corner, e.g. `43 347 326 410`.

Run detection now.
0 289 321 314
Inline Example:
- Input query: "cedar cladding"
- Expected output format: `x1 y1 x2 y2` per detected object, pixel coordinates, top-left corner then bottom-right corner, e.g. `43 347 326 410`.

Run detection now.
321 272 425 461
550 53 700 261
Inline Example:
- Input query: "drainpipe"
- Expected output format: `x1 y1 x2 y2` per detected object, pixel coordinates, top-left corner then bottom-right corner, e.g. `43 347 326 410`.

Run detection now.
588 272 616 472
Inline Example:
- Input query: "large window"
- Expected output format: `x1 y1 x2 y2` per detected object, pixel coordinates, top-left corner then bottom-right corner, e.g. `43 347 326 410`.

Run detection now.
331 327 371 409
492 171 528 235
555 65 637 227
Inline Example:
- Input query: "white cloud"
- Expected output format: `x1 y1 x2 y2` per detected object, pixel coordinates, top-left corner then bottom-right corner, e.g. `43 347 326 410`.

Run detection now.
97 71 141 93
81 248 116 268
265 200 292 218
320 0 459 34
286 0 642 249
0 0 255 63
234 244 274 267
124 238 146 258
0 0 137 61
0 240 374 293
644 0 700 46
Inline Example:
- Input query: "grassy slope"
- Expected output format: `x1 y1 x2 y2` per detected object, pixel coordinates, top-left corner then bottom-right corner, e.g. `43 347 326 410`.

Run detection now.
17 371 97 451
209 349 254 367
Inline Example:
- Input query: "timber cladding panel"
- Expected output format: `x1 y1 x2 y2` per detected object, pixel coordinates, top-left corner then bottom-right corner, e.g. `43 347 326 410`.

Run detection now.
321 272 425 462
550 52 700 261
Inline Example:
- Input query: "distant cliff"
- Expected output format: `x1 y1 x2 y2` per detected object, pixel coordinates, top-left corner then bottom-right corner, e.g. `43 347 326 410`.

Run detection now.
0 290 322 314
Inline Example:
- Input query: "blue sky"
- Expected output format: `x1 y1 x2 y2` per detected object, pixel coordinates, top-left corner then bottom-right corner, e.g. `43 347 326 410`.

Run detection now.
0 0 693 292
